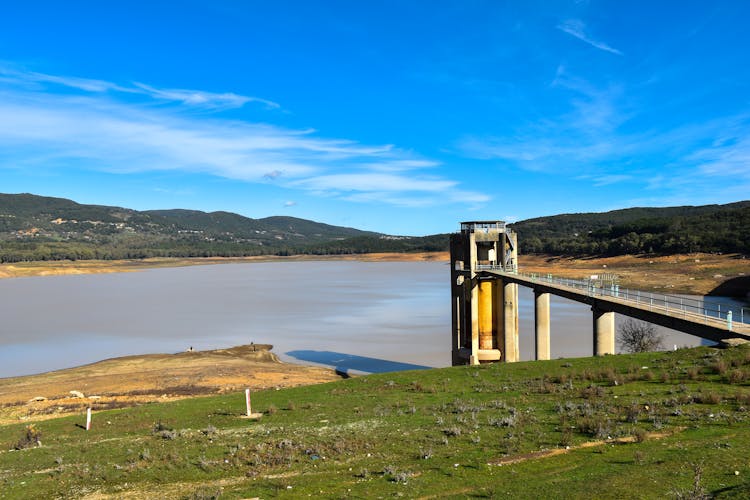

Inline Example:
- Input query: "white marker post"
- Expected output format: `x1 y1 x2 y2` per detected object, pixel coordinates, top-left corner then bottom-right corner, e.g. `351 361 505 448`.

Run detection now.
245 388 251 417
85 407 92 431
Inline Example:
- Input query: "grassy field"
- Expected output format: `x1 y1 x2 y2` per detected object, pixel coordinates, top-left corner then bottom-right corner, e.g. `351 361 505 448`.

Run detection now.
3 346 750 498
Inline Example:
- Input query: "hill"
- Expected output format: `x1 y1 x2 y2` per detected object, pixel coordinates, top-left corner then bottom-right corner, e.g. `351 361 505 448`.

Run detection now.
1 193 748 262
3 345 750 497
0 193 378 262
512 201 750 256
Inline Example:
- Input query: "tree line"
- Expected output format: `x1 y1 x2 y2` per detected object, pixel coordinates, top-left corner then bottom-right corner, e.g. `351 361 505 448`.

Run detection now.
1 202 747 263
516 205 750 256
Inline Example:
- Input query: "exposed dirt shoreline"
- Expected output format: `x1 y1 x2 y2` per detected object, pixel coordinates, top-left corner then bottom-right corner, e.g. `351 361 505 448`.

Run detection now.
0 344 342 425
0 252 449 280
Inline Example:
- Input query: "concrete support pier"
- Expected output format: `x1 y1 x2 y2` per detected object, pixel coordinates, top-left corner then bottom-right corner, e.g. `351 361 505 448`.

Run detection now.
535 290 551 360
593 308 615 356
503 281 519 362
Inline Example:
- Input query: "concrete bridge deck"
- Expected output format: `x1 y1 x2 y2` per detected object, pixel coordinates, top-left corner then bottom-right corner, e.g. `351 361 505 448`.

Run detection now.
478 268 750 344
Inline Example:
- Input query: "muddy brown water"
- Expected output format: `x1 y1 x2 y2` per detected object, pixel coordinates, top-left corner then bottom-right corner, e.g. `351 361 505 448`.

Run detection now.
0 261 746 378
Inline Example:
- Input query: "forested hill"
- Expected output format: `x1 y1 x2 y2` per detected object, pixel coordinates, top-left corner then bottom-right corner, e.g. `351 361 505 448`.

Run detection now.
0 193 748 262
0 193 381 262
510 201 750 256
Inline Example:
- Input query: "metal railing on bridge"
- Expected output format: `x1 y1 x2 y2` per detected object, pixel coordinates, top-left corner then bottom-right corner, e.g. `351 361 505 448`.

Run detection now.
473 265 749 331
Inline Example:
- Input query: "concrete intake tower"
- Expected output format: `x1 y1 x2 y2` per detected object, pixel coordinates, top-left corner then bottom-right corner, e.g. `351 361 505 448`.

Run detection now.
450 221 520 365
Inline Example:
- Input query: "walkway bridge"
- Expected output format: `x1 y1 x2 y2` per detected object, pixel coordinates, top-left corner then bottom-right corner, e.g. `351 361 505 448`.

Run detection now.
450 220 750 366
479 267 750 344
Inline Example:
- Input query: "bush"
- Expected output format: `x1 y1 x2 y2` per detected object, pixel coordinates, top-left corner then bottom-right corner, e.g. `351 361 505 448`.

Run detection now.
14 424 42 449
632 427 647 443
618 319 664 353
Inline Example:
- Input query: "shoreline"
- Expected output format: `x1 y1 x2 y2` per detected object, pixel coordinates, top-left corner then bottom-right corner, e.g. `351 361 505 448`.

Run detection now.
1 251 747 296
0 251 450 280
0 344 343 425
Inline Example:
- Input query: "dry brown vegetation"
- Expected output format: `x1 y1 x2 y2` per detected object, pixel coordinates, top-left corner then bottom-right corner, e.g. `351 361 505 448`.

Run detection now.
519 253 750 295
0 344 341 425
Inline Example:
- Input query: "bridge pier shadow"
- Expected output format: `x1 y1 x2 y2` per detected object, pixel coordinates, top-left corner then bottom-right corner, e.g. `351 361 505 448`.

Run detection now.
285 350 431 375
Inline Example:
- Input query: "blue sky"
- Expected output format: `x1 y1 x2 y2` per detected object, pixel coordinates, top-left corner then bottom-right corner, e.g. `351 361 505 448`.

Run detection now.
0 1 749 235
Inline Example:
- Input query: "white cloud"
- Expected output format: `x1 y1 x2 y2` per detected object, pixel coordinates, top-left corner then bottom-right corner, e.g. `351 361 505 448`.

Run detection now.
132 82 280 110
0 65 280 110
457 69 636 173
579 174 633 187
292 173 458 193
459 64 750 206
283 200 297 207
690 130 750 180
0 67 489 209
557 19 623 56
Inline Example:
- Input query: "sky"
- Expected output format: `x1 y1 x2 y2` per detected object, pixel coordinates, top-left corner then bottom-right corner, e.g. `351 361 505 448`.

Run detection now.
0 1 749 235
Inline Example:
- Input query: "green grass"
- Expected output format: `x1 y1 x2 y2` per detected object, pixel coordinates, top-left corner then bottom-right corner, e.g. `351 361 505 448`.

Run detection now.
4 346 750 498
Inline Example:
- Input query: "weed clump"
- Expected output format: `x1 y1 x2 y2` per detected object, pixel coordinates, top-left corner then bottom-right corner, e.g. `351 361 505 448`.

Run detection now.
383 465 411 483
14 424 42 449
443 426 462 437
152 420 177 440
695 392 721 405
671 463 710 500
190 487 222 500
631 427 647 443
576 415 611 439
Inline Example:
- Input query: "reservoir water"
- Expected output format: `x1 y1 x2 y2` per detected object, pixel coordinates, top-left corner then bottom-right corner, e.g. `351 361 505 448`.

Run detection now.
0 261 746 378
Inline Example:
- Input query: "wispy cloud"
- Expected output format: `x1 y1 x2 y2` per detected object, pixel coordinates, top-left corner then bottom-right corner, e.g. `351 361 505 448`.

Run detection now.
688 119 750 180
0 65 280 110
557 19 623 56
132 82 280 110
457 65 750 201
578 174 633 187
0 66 488 209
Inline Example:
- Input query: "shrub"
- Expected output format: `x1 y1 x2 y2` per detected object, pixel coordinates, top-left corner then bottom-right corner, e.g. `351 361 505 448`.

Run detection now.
618 319 664 353
580 384 606 399
625 404 641 424
711 360 728 376
695 392 721 405
576 416 611 439
14 424 42 450
632 427 647 443
152 420 176 440
727 369 747 384
443 426 462 437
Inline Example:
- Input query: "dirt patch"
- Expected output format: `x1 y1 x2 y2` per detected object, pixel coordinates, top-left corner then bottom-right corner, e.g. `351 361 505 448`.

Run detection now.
0 344 342 425
488 428 684 466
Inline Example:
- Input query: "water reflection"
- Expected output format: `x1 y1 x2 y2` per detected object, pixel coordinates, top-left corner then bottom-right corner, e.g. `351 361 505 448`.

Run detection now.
285 350 430 375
